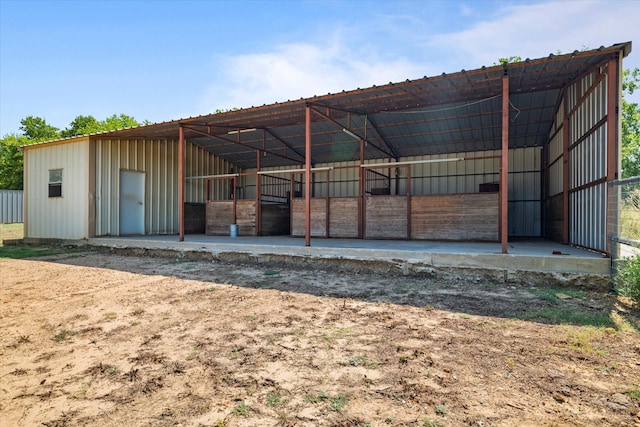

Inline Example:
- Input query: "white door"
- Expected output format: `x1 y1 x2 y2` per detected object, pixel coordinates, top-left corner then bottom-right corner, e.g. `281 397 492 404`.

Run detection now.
119 170 145 235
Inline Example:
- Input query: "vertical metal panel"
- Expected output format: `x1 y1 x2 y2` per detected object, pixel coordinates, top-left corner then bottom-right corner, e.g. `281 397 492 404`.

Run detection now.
95 139 225 236
24 140 89 238
508 147 542 236
0 190 23 223
565 71 608 251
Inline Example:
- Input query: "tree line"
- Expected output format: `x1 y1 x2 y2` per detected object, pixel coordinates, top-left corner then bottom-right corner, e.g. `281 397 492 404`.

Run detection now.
0 114 143 189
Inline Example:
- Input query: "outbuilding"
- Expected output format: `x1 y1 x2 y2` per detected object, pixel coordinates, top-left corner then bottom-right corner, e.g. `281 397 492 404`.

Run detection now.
21 42 631 259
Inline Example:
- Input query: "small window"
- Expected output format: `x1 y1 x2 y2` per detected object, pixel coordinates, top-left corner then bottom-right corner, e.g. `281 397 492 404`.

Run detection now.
49 169 62 198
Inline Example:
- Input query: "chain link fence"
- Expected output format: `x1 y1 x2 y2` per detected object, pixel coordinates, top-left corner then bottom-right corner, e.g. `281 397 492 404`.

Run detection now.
609 176 640 267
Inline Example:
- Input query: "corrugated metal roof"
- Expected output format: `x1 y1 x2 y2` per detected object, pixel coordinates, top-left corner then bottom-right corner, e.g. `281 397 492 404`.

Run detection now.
24 42 632 170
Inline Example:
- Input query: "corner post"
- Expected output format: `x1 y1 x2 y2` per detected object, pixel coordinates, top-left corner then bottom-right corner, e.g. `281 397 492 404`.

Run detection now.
605 57 619 256
178 125 185 242
305 104 312 246
501 72 509 254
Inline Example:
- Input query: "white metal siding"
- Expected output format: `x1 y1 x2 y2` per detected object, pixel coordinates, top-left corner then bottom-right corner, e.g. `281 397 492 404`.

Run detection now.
0 190 23 223
567 69 609 251
24 140 89 239
95 139 227 236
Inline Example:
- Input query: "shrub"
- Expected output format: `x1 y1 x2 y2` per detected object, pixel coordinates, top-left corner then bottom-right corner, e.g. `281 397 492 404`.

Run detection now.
615 254 640 303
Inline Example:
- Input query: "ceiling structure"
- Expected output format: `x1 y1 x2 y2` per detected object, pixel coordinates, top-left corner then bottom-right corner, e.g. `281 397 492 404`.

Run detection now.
93 42 631 170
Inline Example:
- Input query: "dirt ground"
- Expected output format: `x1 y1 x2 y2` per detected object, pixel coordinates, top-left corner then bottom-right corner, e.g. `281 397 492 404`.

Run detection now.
1 248 640 427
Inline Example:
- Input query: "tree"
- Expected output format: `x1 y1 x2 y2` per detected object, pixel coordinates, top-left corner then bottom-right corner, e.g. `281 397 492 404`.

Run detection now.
60 114 142 138
0 134 28 189
60 115 102 138
0 113 144 189
621 68 640 178
19 116 60 141
102 114 140 131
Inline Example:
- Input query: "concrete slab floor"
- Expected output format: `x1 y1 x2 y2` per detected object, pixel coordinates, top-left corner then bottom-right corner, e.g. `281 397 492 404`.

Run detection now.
79 235 611 277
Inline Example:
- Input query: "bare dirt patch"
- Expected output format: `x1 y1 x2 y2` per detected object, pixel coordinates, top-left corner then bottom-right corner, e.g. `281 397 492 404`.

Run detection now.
1 250 639 426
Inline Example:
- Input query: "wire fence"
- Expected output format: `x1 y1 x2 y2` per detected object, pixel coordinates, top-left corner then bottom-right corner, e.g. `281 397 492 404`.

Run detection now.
609 176 640 262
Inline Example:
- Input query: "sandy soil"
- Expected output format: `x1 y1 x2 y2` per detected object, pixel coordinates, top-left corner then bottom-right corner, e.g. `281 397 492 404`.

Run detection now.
1 249 639 427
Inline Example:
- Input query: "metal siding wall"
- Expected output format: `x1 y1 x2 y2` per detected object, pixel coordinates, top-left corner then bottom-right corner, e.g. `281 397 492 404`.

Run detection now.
566 71 608 251
508 147 542 236
0 190 23 223
95 139 224 236
24 140 89 239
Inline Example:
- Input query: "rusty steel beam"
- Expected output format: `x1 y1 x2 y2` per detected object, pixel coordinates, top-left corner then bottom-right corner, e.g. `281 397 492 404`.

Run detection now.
305 105 312 247
501 74 509 254
263 128 306 160
309 105 395 159
364 115 400 160
178 126 185 242
182 124 303 164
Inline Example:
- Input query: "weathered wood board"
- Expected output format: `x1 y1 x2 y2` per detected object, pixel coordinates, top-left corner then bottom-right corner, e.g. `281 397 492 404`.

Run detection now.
365 196 408 239
236 200 256 236
329 197 359 238
411 193 498 241
206 201 234 235
291 198 327 237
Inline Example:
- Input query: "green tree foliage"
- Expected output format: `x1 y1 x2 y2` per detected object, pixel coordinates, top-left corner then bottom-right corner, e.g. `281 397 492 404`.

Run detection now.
0 134 28 189
19 116 60 141
497 56 522 65
60 114 141 138
60 115 103 137
0 113 144 189
621 68 640 178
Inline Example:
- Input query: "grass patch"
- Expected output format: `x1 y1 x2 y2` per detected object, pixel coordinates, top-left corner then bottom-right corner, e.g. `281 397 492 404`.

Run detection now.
305 391 348 412
626 384 640 400
0 245 78 259
53 330 76 342
521 306 615 328
567 328 606 355
232 402 251 416
266 391 287 408
348 355 379 369
528 287 587 302
0 223 23 243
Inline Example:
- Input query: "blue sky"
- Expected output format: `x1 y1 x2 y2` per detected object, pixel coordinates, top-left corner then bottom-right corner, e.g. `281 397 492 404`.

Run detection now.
1 0 639 136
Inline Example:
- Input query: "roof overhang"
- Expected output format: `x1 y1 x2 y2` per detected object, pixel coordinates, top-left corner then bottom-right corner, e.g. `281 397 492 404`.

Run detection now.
25 42 631 169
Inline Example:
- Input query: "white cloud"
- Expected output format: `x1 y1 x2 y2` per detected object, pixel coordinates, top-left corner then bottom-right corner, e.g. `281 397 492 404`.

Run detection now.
199 0 639 113
199 40 424 112
428 0 639 70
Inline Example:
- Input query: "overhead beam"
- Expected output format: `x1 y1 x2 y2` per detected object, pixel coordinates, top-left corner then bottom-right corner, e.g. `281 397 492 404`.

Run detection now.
181 124 303 165
264 128 306 160
309 105 396 159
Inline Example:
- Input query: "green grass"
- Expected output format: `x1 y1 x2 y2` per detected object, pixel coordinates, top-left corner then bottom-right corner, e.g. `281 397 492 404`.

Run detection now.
0 223 23 243
0 245 79 259
522 306 615 328
266 391 287 408
232 402 251 416
528 287 587 302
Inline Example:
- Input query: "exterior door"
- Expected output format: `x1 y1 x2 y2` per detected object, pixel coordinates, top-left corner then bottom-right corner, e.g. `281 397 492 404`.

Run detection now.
119 170 145 235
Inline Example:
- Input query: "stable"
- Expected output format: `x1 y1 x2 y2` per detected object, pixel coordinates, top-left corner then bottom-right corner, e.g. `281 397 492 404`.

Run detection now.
21 43 631 258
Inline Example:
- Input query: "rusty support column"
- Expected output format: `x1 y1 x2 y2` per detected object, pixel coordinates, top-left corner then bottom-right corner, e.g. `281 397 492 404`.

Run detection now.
305 105 312 246
256 150 261 237
605 58 619 255
358 139 365 238
178 125 185 242
500 74 509 254
562 114 569 245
